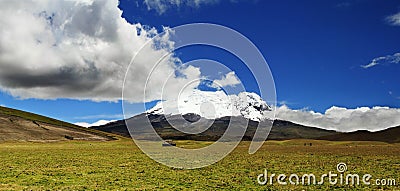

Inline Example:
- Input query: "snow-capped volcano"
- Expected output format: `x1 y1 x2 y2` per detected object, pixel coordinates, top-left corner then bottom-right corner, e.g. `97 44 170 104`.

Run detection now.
147 89 272 121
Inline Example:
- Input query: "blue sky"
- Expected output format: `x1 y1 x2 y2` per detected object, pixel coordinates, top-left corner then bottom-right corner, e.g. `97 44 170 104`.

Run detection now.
122 0 400 109
0 0 399 128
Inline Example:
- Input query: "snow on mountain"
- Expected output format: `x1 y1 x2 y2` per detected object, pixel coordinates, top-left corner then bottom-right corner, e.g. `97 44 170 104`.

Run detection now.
147 89 272 121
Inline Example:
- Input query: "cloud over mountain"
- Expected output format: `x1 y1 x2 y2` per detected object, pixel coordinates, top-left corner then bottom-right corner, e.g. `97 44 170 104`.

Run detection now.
211 71 240 89
147 89 272 121
276 105 400 132
75 119 117 128
146 89 400 132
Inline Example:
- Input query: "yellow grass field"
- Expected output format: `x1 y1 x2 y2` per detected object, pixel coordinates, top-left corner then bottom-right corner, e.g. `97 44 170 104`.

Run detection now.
0 139 398 190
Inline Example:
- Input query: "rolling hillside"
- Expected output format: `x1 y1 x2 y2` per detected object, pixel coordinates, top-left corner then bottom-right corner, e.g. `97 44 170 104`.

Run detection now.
0 106 116 142
318 126 400 143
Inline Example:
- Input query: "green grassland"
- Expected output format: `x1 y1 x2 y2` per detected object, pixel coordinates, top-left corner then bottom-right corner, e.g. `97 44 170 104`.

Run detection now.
0 138 399 190
0 107 77 129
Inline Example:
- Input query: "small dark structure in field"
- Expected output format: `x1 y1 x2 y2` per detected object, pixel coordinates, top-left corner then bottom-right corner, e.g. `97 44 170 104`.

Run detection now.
32 120 40 127
304 143 313 146
64 135 74 140
162 140 176 147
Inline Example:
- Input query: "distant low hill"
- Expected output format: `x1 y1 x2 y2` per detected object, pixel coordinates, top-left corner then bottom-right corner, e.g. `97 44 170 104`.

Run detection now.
0 106 116 142
318 126 400 143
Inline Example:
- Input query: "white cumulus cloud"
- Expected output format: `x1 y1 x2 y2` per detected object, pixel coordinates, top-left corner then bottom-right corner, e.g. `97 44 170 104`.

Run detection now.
75 119 116 128
276 105 400 132
211 71 240 89
0 0 201 102
361 52 400 68
144 0 234 14
386 12 400 26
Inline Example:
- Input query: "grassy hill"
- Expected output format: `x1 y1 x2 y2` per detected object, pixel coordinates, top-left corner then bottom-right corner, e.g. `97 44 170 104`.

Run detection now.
0 106 117 141
318 126 400 143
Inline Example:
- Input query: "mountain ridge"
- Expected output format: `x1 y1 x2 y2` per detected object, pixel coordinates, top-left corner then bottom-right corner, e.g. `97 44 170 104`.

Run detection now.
92 113 340 141
1 105 398 143
93 113 400 143
317 126 400 143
